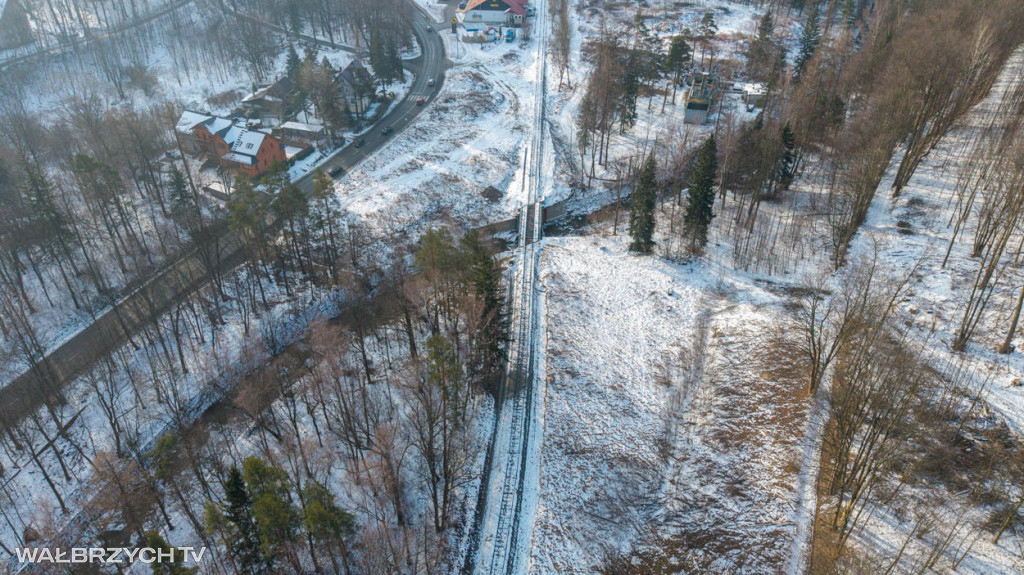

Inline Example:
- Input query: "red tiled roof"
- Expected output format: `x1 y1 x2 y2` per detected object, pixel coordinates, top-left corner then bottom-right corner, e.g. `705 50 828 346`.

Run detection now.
463 0 525 16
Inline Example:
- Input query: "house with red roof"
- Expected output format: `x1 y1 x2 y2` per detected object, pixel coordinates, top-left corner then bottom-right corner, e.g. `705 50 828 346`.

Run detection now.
175 111 287 178
458 0 526 30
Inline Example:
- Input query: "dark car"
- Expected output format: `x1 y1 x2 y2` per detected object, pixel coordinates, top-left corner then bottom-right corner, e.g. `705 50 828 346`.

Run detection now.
381 126 394 136
328 165 344 177
353 138 366 148
458 1 466 8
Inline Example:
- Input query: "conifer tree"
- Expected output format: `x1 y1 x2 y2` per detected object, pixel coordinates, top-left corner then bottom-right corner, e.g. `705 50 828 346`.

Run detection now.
747 12 775 81
242 457 299 566
794 4 821 79
143 531 198 575
840 0 856 25
301 481 355 573
462 231 506 381
629 155 657 254
221 466 263 574
285 44 301 80
777 121 797 191
663 35 692 106
685 135 717 252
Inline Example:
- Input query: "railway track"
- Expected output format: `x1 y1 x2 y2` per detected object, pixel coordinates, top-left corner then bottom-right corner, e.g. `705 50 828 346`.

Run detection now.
469 0 549 571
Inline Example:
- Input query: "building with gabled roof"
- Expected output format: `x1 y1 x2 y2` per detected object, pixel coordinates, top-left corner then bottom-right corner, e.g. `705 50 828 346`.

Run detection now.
175 111 286 177
458 0 526 30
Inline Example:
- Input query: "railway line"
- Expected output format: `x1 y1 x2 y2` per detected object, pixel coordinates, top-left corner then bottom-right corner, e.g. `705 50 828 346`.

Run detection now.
469 0 549 571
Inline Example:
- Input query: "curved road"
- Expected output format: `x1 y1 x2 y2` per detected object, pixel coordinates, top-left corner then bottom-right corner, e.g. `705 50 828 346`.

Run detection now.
0 1 446 432
306 5 447 191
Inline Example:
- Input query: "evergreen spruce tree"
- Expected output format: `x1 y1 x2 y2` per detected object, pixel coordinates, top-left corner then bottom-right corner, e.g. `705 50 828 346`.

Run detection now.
462 231 506 381
618 70 639 131
794 4 821 79
777 121 797 191
629 155 657 254
285 44 301 80
747 12 775 80
684 135 717 252
168 166 199 231
385 37 403 83
222 466 263 574
369 30 387 86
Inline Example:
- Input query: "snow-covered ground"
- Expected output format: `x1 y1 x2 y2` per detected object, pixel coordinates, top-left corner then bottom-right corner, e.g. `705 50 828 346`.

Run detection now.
831 43 1024 574
329 40 536 234
530 234 813 573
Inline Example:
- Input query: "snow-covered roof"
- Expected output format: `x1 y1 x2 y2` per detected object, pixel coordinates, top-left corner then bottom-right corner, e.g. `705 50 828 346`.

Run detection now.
279 121 324 134
176 111 213 134
230 130 267 155
221 124 245 146
0 0 8 19
205 117 233 136
221 153 254 165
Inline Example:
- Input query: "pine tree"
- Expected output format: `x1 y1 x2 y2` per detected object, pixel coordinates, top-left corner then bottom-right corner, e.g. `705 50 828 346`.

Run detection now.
794 4 821 79
629 155 657 254
663 35 691 105
301 481 355 573
684 135 717 252
698 11 718 65
242 457 299 566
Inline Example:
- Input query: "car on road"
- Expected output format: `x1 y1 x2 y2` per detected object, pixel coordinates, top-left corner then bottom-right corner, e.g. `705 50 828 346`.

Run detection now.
458 1 466 8
381 126 394 136
428 78 435 87
416 97 425 106
426 25 433 32
353 138 366 148
328 165 344 178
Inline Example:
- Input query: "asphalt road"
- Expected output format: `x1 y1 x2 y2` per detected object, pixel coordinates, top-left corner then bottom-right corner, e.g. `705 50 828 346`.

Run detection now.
0 2 447 432
300 7 447 193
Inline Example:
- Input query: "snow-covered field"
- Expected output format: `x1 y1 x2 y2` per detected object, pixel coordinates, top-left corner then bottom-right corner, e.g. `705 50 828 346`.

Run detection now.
330 39 536 233
530 234 812 573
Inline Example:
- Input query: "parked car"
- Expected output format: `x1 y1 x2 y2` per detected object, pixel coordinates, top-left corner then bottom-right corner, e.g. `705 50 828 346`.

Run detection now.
428 78 436 87
458 1 466 8
353 138 366 148
328 165 344 177
381 126 394 136
416 97 425 105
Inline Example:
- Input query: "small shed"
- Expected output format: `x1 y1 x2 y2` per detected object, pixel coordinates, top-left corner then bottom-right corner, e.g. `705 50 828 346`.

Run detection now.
684 72 715 125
